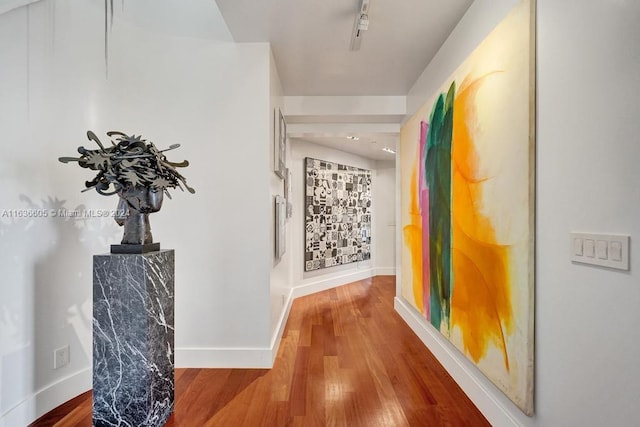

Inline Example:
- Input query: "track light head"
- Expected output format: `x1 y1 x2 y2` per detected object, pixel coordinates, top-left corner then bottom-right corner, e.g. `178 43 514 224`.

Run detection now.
349 0 371 51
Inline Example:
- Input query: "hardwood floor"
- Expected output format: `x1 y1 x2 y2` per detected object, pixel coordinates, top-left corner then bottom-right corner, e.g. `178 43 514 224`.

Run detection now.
31 276 489 426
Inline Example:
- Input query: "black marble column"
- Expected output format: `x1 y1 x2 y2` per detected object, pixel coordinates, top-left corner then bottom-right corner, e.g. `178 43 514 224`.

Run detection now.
93 250 175 427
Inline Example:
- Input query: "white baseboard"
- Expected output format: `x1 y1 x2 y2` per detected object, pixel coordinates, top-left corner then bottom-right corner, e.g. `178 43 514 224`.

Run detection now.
292 268 375 298
176 289 295 370
394 297 523 427
175 347 273 369
270 289 294 364
176 272 396 369
0 368 91 427
374 267 396 276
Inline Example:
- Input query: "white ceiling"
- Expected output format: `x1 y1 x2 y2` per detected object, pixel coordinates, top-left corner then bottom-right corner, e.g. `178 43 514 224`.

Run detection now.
215 0 473 159
215 0 472 95
290 134 399 161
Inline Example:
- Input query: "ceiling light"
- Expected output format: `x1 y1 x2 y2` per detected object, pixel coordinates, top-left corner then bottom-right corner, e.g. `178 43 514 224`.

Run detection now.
382 148 396 154
350 0 370 51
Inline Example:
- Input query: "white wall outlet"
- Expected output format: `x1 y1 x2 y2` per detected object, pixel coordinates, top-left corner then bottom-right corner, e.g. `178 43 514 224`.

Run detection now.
570 232 630 270
54 345 70 369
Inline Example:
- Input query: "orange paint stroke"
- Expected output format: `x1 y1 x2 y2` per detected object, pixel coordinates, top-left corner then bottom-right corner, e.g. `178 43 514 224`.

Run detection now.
452 72 503 184
403 161 424 315
451 233 512 371
450 72 514 372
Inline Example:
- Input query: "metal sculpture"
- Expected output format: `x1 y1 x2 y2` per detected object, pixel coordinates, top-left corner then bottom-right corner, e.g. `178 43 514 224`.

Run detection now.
60 131 194 248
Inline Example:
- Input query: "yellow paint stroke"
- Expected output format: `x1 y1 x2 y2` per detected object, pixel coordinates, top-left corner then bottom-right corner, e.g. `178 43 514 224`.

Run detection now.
451 74 513 371
403 161 424 314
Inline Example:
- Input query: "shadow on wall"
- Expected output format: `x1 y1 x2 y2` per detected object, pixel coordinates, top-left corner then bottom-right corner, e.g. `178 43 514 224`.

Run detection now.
0 194 119 416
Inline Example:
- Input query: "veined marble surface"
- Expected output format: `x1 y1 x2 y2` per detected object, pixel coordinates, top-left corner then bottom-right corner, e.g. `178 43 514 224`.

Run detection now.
93 250 175 427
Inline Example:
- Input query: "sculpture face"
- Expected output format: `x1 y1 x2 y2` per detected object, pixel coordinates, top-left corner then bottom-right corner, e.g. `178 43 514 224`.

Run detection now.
119 186 164 215
59 131 194 247
116 187 164 244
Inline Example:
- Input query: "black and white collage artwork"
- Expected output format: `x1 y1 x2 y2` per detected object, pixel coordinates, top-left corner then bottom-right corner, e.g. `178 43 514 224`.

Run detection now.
304 157 372 272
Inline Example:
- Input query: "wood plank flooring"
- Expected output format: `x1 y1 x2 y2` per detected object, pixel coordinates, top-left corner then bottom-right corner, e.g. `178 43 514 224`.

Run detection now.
31 276 489 426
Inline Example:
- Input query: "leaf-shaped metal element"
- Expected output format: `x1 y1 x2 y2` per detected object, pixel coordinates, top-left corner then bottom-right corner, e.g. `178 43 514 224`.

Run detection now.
166 160 189 168
60 130 195 197
83 151 110 169
87 130 107 152
58 157 81 163
122 170 144 187
151 177 172 189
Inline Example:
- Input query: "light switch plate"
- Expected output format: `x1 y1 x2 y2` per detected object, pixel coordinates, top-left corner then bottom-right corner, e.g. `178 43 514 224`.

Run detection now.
570 232 630 270
596 240 608 260
573 237 583 256
584 239 595 258
610 241 623 261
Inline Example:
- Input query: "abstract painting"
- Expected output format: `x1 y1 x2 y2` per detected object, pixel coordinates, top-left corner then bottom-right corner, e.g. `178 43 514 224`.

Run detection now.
275 195 286 260
274 108 287 179
399 0 535 414
305 158 371 271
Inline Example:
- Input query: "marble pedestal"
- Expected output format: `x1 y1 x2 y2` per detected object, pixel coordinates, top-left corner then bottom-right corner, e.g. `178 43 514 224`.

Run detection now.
93 250 175 427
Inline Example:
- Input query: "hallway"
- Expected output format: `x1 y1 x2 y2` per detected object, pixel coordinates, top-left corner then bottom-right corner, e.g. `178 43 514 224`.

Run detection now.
33 276 488 426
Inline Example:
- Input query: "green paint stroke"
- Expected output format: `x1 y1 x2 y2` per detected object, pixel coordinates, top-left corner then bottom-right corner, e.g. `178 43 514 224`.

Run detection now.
425 82 455 331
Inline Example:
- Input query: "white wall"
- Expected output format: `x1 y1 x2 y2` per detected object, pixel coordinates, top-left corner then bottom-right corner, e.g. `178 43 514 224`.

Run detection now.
397 0 640 426
0 1 274 425
373 160 396 274
290 140 395 297
405 0 520 119
268 48 293 358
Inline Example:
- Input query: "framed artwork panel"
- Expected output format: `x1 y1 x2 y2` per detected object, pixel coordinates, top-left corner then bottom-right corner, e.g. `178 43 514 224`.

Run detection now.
275 195 286 259
399 0 535 414
304 157 371 272
274 108 286 179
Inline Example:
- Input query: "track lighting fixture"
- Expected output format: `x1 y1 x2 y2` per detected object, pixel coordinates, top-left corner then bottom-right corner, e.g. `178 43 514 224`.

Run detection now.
350 0 371 51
